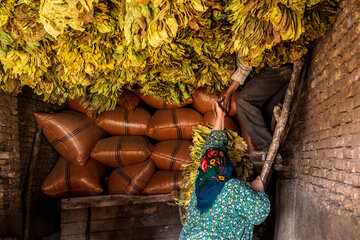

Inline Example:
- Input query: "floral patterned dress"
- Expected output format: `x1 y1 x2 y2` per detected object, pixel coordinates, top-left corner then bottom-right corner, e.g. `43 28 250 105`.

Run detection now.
179 131 270 240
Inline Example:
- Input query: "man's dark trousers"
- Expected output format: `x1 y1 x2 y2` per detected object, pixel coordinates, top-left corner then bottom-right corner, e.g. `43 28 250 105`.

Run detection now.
236 64 292 150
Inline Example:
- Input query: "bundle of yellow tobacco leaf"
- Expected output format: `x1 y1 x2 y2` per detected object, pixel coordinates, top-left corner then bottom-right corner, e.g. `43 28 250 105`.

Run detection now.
176 125 253 210
226 0 338 67
0 0 338 114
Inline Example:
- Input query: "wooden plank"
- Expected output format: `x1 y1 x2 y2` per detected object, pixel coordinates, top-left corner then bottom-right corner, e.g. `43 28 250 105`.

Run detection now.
61 208 88 223
61 221 87 236
62 219 182 238
89 209 180 232
91 203 158 220
61 203 181 235
61 234 86 240
61 226 182 240
61 192 176 210
89 225 182 240
252 161 289 171
0 152 11 159
273 164 292 172
91 202 176 220
60 193 182 239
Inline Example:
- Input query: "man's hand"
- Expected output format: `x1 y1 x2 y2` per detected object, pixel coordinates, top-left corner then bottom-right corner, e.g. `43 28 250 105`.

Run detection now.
251 176 265 192
220 93 232 114
220 80 241 114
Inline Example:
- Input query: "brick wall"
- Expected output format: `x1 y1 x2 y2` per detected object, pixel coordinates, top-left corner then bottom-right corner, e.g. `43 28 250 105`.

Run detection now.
0 88 63 238
0 94 20 236
18 88 63 238
277 0 360 238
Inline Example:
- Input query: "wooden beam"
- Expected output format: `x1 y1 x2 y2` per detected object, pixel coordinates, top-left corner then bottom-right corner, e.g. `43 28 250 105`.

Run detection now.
0 152 11 159
281 55 309 145
61 192 176 210
24 126 43 240
252 161 292 172
260 58 306 185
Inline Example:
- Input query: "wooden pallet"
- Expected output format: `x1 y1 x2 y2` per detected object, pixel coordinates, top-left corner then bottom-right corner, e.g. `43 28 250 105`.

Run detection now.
60 192 182 240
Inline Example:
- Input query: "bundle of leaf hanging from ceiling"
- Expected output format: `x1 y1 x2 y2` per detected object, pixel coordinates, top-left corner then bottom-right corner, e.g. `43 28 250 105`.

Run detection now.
0 0 337 113
227 0 338 68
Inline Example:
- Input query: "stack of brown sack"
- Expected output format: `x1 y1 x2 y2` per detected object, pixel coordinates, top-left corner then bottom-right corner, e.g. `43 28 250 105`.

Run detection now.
98 91 199 195
38 88 254 198
35 110 108 198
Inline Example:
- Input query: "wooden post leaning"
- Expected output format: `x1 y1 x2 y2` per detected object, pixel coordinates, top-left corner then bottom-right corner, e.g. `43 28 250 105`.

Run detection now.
24 126 43 240
260 59 306 185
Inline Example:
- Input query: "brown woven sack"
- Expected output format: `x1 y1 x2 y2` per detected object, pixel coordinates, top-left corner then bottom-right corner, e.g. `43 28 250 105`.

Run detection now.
147 108 203 140
143 171 183 195
117 90 141 111
150 140 191 171
203 112 239 133
192 88 238 117
95 106 151 135
67 99 94 119
91 136 151 168
135 91 192 109
192 88 220 114
108 159 156 195
41 157 107 198
34 110 107 166
235 115 257 153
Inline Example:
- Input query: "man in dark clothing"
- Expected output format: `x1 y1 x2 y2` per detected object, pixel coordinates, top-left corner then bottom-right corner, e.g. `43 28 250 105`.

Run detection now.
221 53 292 151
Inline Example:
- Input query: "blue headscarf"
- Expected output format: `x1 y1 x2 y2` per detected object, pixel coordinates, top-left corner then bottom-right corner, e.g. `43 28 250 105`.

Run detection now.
195 147 235 213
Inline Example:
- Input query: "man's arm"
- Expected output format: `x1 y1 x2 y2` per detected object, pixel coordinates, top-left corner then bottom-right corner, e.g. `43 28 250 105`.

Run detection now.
222 80 241 113
221 53 252 112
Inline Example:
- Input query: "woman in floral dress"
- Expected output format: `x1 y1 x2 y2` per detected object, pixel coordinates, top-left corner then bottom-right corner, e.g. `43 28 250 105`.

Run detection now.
179 102 270 240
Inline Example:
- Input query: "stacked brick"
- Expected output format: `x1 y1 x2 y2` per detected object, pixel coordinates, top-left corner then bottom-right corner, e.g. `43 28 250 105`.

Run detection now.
17 89 63 238
0 93 20 237
0 88 62 237
282 0 360 224
17 89 64 193
0 94 19 221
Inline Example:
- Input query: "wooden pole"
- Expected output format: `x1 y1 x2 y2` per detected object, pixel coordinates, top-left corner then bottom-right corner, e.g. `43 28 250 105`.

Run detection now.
281 56 309 146
260 58 306 185
24 126 43 240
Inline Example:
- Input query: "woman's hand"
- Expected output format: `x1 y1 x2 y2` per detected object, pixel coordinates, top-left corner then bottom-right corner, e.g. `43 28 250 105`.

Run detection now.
212 101 225 131
251 176 264 192
214 100 225 117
